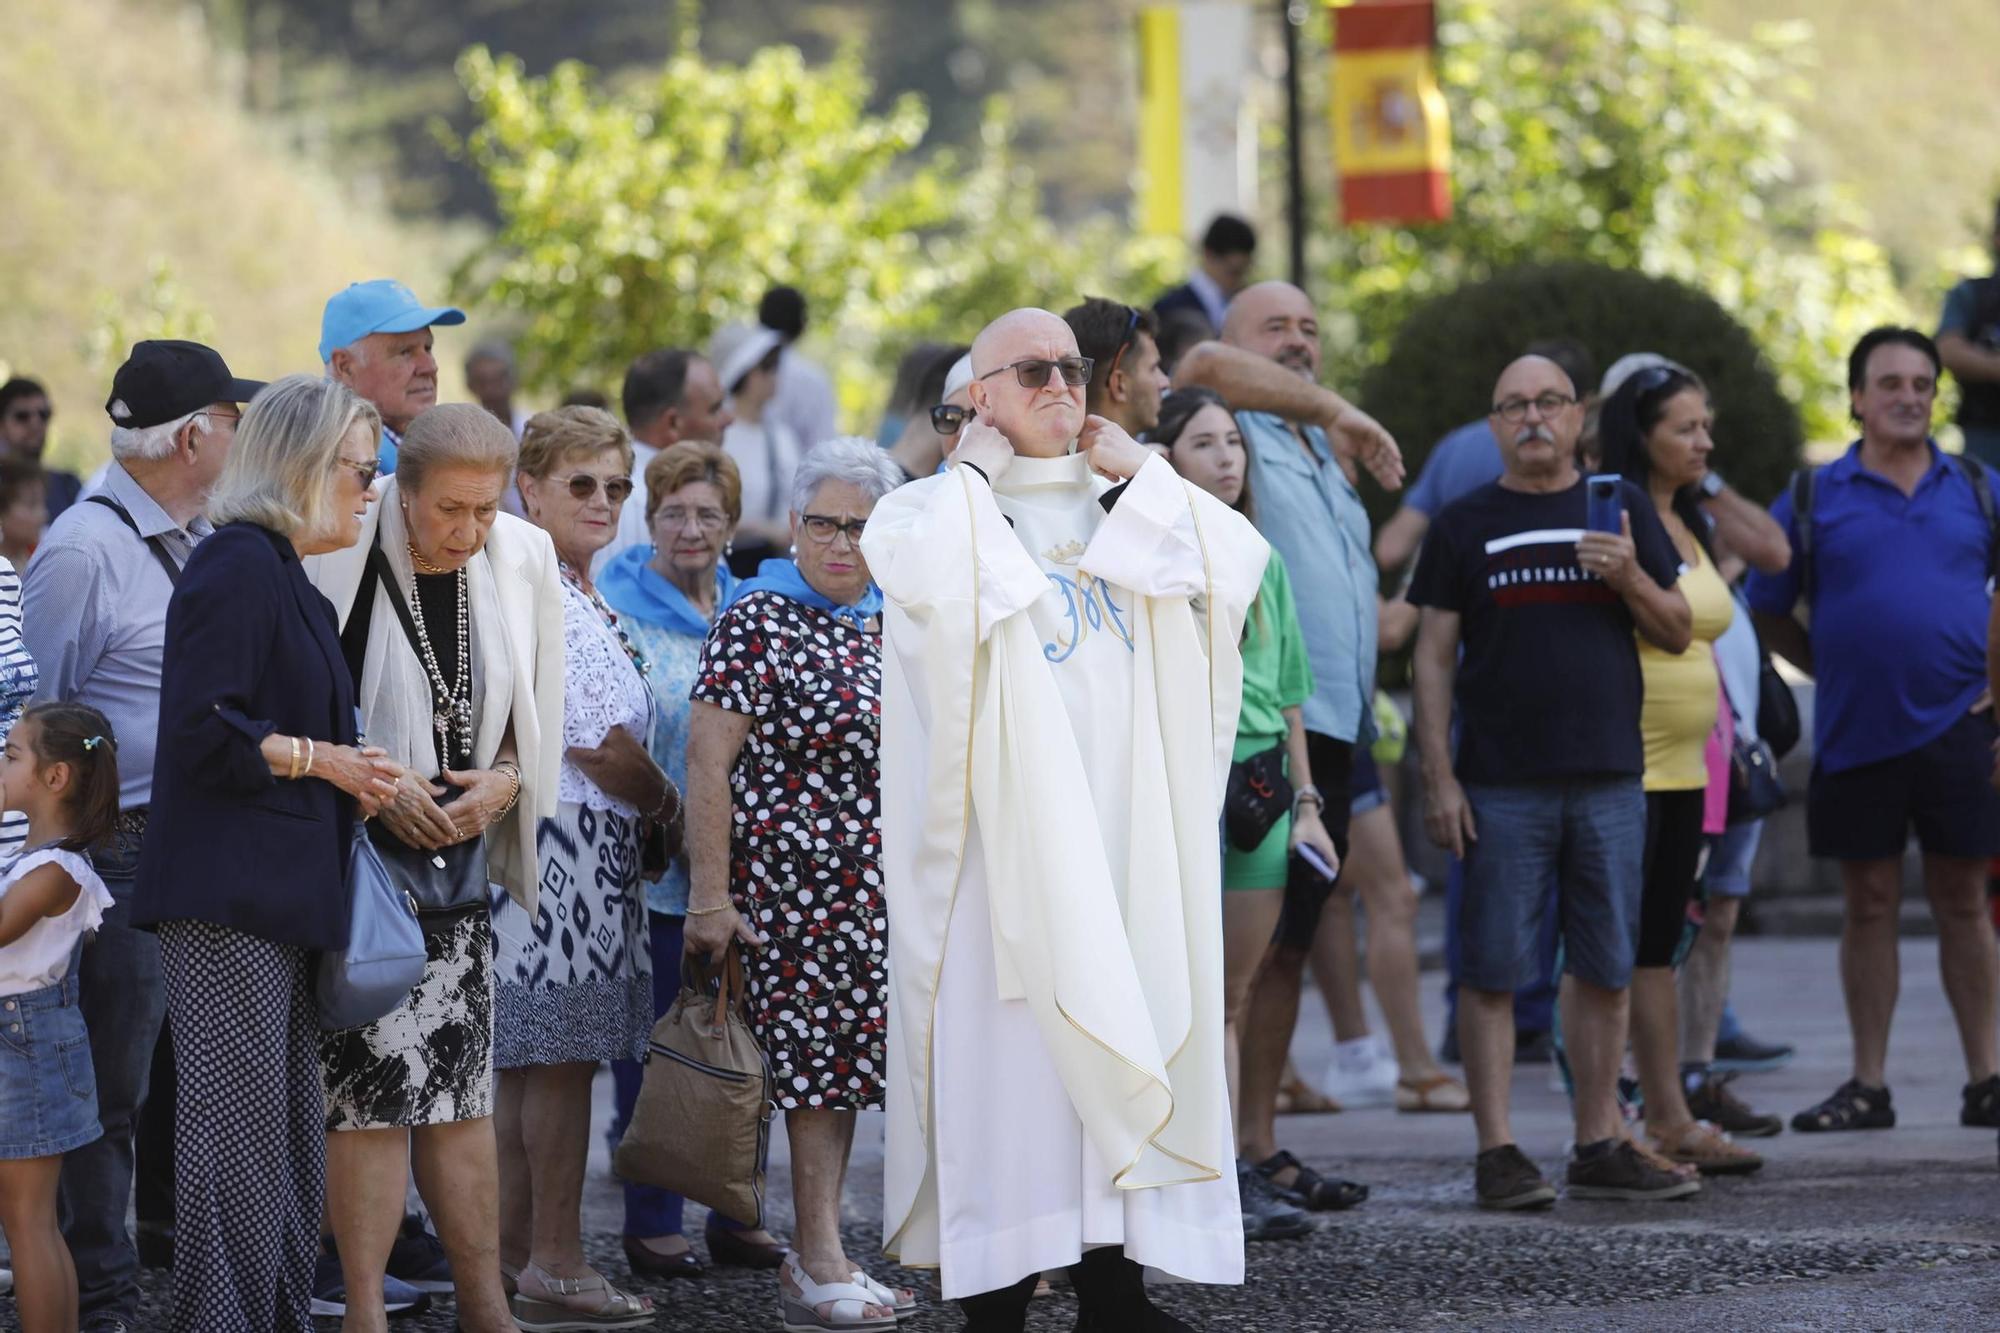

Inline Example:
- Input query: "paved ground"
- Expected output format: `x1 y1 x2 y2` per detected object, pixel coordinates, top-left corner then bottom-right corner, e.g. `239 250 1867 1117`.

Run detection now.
5 936 1996 1331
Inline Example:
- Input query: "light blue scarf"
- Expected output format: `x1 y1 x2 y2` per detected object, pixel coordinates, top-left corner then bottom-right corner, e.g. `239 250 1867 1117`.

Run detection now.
726 558 882 632
599 546 740 639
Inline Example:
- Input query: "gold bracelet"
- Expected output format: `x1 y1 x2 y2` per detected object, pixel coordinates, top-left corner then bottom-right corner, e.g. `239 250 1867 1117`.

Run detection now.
495 762 522 816
685 903 732 917
303 737 316 778
287 735 302 781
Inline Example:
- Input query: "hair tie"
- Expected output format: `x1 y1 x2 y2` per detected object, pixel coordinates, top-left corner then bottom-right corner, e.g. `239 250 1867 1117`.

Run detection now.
82 735 108 751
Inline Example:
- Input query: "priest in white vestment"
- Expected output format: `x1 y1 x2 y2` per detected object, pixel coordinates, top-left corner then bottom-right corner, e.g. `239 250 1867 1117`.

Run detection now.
861 308 1268 1331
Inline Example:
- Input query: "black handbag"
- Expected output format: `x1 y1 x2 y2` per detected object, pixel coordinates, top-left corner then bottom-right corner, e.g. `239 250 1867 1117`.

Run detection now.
1223 744 1293 852
1727 733 1787 825
367 782 489 917
1756 654 1801 760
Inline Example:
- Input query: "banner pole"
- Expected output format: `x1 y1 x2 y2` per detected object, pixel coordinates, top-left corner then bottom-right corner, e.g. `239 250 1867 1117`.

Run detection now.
1282 0 1308 292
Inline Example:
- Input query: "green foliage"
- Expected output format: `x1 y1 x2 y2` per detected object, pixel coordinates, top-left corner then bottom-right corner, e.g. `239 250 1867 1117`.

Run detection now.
447 39 1175 426
1359 263 1802 508
1323 0 1908 443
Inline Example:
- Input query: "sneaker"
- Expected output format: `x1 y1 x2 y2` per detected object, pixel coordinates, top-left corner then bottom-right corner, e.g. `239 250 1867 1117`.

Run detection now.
1565 1140 1701 1201
310 1247 432 1319
1962 1075 2000 1128
1474 1144 1556 1211
1712 1032 1796 1073
1317 1034 1399 1109
1236 1159 1314 1241
80 1319 131 1333
1685 1072 1783 1138
386 1212 455 1293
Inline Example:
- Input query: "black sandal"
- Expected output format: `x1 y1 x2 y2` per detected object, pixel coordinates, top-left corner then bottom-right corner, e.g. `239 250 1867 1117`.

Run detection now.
1790 1079 1895 1132
1253 1149 1369 1211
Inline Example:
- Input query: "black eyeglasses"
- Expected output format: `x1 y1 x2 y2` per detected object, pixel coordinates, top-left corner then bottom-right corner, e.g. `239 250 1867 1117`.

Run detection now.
1490 392 1578 424
800 513 868 545
6 407 51 423
1107 306 1141 377
976 356 1094 389
547 473 634 504
930 404 972 435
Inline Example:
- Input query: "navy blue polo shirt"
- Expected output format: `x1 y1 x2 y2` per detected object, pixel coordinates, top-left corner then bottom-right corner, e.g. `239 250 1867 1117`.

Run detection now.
1745 440 1995 774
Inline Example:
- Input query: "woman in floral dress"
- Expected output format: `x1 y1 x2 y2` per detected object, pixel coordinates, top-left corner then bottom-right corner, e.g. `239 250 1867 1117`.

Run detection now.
684 437 912 1331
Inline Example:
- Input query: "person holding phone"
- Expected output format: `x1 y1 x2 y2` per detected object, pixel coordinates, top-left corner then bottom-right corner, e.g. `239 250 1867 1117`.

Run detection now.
1409 354 1691 1211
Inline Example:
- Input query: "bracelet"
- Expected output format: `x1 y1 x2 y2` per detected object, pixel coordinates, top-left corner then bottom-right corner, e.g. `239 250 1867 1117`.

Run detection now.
494 761 522 816
651 782 681 821
303 737 316 778
287 735 302 781
685 903 731 917
1293 785 1324 814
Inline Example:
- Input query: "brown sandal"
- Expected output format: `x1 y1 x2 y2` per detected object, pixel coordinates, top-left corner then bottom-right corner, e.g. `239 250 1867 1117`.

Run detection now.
1395 1073 1470 1112
1649 1121 1763 1175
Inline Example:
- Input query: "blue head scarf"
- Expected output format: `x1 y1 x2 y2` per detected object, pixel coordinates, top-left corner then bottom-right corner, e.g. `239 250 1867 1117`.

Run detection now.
599 545 741 639
726 558 882 632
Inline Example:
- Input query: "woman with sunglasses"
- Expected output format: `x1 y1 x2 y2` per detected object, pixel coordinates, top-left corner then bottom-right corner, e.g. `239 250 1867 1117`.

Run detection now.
495 406 677 1329
684 437 912 1332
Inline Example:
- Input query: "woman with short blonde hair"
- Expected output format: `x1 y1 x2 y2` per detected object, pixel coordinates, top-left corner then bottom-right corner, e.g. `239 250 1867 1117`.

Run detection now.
207 376 380 538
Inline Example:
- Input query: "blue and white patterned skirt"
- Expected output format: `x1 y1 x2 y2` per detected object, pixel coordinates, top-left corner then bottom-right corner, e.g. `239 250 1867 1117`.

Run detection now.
491 802 653 1068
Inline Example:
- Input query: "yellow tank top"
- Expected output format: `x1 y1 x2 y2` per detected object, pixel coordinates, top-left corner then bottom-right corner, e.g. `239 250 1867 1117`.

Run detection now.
1638 547 1734 791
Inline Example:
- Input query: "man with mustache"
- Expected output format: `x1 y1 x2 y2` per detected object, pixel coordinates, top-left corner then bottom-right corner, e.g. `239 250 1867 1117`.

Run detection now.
1171 280 1401 1213
321 279 467 475
864 307 1268 1330
1409 354 1693 1209
1749 327 2000 1137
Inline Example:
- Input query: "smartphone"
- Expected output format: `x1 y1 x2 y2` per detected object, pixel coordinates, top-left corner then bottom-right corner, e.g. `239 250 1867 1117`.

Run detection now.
1295 841 1338 882
1586 474 1623 534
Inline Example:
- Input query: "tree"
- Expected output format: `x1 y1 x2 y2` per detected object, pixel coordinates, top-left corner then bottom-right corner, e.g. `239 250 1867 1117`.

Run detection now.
1320 0 1907 443
446 34 1174 422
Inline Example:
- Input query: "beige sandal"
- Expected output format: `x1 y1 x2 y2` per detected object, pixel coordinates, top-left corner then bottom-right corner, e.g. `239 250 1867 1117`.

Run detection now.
1395 1073 1470 1112
510 1261 655 1330
1649 1121 1764 1176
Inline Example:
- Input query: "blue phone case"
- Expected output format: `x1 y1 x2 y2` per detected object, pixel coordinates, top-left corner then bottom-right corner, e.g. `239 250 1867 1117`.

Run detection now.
1587 474 1623 534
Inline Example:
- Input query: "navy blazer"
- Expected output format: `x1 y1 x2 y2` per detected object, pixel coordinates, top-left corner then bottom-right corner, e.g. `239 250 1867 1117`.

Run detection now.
133 522 359 952
1153 282 1218 336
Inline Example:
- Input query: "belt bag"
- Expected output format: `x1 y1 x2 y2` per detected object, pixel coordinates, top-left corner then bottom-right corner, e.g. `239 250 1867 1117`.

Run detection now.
365 783 489 916
1224 744 1294 852
317 823 427 1031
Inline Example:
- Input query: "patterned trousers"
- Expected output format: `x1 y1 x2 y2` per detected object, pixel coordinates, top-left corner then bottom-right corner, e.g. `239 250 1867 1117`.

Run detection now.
159 922 326 1333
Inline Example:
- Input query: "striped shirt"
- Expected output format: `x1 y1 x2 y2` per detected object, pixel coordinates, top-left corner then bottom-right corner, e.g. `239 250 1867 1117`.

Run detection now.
0 567 41 859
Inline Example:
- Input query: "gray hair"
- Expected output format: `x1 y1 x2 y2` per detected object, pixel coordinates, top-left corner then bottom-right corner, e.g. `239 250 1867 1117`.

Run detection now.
109 409 216 463
396 402 518 493
208 375 380 537
323 338 369 376
790 435 905 515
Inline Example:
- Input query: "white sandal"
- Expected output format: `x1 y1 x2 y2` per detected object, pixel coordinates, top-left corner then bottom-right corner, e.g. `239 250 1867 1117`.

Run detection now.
848 1268 919 1320
779 1252 897 1331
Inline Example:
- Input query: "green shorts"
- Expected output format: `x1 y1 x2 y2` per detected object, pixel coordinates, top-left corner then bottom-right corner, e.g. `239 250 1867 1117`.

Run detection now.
1224 808 1291 890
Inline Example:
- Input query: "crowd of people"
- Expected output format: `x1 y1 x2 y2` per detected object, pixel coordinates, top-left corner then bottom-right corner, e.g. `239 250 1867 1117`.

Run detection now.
0 201 1996 1333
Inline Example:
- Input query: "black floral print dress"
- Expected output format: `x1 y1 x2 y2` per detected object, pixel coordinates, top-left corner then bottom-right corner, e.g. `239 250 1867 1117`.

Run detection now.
692 590 887 1110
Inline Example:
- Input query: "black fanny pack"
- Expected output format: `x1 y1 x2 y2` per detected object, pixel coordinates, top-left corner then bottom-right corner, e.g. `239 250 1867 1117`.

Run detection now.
1223 744 1294 852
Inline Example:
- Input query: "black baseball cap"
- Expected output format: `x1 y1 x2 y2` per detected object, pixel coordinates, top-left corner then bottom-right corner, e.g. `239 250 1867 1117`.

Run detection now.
105 340 266 430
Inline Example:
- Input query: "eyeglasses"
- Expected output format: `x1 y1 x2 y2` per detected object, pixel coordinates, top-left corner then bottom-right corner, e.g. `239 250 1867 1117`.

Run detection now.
800 513 868 545
655 505 728 532
930 404 972 435
976 356 1094 390
1107 306 1141 377
547 473 634 504
1490 392 1578 424
334 456 380 488
199 409 243 431
5 407 51 423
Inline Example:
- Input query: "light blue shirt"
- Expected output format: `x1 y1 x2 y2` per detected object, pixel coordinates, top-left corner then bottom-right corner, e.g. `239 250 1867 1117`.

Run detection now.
1239 410 1378 743
1405 419 1504 516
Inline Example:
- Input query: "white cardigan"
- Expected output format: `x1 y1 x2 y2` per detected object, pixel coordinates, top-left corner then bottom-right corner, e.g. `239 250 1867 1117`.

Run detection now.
304 482 565 915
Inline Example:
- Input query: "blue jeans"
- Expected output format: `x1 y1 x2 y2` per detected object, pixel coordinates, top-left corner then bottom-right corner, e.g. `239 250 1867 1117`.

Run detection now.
1443 858 1561 1034
57 867 168 1323
609 911 750 1239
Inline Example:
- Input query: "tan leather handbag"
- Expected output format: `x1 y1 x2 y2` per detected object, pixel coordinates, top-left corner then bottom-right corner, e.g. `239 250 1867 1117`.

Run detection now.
613 949 772 1225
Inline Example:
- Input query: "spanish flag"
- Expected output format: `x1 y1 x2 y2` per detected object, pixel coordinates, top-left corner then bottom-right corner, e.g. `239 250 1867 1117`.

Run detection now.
1136 3 1254 238
1331 0 1453 224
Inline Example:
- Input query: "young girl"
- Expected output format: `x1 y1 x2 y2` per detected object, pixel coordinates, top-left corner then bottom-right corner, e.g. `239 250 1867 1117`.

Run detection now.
0 702 120 1333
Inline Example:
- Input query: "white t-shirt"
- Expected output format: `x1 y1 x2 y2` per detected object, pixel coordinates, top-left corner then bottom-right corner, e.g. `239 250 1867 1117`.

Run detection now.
723 420 804 526
0 847 111 996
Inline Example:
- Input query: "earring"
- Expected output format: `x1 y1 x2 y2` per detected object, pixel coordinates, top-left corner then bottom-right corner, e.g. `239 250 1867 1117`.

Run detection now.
789 544 798 558
724 539 735 558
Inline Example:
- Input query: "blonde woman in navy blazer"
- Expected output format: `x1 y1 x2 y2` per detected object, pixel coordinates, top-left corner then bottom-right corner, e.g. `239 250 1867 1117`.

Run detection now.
134 375 400 1333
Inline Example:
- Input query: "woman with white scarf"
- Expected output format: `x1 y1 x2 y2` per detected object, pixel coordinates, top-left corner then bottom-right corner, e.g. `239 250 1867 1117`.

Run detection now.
305 403 563 1333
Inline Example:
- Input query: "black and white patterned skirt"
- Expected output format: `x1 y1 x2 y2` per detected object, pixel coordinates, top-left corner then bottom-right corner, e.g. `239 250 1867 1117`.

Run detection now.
321 909 495 1130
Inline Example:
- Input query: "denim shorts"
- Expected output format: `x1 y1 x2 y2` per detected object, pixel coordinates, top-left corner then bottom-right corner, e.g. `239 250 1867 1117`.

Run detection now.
0 971 103 1158
1349 746 1389 817
1702 818 1765 899
1459 778 1645 993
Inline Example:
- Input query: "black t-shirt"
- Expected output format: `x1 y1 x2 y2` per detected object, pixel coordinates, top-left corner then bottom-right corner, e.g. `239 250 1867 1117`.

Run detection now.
1408 476 1681 784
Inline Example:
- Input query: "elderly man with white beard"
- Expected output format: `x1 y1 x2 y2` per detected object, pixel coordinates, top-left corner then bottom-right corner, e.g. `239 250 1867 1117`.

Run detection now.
861 308 1267 1332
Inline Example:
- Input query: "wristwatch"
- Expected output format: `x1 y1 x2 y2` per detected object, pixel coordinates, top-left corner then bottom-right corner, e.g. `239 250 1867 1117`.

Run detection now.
1293 785 1325 815
1698 471 1726 499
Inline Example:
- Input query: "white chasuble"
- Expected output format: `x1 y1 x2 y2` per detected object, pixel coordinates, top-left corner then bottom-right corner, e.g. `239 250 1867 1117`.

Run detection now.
861 451 1267 1298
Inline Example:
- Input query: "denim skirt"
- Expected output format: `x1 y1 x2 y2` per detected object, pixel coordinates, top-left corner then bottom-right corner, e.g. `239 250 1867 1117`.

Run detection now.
0 971 102 1158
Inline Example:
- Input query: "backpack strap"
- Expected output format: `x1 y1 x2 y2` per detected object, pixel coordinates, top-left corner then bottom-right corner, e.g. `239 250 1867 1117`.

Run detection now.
85 494 183 587
1788 465 1818 609
1952 452 2000 587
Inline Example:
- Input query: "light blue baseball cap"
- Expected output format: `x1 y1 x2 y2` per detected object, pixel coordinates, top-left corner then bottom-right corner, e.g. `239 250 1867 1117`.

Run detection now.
318 279 466 364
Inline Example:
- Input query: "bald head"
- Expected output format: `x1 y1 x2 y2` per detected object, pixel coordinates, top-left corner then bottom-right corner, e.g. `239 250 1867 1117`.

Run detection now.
1489 355 1583 481
1221 281 1320 380
966 307 1087 458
